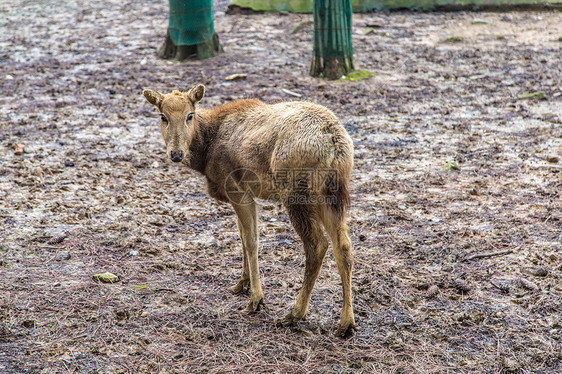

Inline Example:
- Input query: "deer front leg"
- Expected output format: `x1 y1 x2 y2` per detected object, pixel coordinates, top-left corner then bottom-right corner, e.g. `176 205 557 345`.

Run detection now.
232 201 264 312
230 216 250 294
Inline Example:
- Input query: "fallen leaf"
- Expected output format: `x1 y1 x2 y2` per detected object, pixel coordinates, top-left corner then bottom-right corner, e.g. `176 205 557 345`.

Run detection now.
518 91 547 100
546 155 559 163
362 27 374 35
472 18 488 25
444 161 460 171
291 21 312 34
93 272 120 283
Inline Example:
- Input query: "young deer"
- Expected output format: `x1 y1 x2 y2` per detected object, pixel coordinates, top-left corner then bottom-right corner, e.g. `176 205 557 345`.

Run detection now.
143 85 356 337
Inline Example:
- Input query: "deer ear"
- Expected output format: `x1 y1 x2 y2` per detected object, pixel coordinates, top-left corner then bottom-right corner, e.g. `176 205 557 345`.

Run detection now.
143 89 164 107
187 84 205 104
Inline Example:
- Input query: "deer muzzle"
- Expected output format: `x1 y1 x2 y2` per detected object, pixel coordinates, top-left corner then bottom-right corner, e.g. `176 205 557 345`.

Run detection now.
170 150 183 163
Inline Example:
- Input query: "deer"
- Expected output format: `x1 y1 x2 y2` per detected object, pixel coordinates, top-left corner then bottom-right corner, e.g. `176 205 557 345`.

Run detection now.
142 85 356 337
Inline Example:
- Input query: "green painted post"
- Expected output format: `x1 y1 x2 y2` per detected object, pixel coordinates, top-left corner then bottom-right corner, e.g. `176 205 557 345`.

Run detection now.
310 0 354 79
158 0 222 61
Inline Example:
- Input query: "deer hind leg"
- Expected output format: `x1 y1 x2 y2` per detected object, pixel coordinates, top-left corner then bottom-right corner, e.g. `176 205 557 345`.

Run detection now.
230 216 250 295
320 205 356 337
279 199 329 326
232 201 264 312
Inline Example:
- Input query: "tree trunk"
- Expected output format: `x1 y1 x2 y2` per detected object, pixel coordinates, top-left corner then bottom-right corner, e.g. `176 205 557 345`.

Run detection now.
310 0 354 80
158 30 222 61
158 0 222 61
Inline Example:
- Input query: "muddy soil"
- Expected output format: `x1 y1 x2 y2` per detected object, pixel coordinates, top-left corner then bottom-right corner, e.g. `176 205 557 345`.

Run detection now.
1 1 561 373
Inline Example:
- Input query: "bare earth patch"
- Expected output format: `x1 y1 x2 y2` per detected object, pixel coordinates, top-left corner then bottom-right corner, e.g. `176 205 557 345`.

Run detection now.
1 1 561 373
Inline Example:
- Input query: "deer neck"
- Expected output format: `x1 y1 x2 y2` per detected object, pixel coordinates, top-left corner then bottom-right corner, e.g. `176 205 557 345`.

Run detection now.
187 109 218 174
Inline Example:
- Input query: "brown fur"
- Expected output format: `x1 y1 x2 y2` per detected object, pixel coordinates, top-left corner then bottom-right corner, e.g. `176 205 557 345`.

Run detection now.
143 85 356 337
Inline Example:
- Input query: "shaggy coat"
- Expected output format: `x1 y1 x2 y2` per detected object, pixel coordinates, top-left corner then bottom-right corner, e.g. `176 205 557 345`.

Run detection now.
143 85 356 337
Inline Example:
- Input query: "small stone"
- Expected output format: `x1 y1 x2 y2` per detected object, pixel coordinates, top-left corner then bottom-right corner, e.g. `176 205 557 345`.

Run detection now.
108 88 116 95
469 188 481 196
48 234 67 245
14 143 24 155
531 267 549 277
491 280 511 293
114 309 130 321
64 160 75 167
141 311 148 317
454 278 471 293
358 233 367 241
129 250 139 256
22 320 36 328
519 277 539 291
427 285 440 298
502 357 519 372
388 336 405 351
58 252 71 261
442 265 454 272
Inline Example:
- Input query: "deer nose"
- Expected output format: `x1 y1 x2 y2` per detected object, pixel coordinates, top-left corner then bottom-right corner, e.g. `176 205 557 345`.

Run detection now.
170 150 183 163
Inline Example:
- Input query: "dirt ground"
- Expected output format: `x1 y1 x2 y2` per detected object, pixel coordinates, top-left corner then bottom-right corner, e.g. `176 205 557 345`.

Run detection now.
1 0 561 373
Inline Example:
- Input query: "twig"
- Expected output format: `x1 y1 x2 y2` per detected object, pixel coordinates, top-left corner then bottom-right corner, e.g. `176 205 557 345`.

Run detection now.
464 248 515 262
281 88 302 98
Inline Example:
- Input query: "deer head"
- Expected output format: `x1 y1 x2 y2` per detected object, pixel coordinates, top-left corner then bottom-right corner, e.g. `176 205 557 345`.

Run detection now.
143 85 205 164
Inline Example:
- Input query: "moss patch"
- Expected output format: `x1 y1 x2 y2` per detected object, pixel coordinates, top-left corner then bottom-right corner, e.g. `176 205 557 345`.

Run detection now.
444 160 460 171
339 70 375 82
444 36 464 43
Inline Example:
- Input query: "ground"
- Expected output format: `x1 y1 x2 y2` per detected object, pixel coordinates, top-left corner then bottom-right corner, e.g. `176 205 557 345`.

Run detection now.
1 1 561 373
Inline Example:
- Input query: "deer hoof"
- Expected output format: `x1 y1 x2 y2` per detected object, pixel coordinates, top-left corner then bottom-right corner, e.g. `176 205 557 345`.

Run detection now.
276 312 303 327
334 322 357 338
246 298 264 313
230 279 250 295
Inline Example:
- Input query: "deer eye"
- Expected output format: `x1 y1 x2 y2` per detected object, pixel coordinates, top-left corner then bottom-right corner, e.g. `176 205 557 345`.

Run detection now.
187 113 194 122
160 114 168 122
